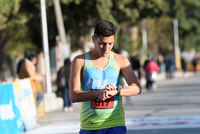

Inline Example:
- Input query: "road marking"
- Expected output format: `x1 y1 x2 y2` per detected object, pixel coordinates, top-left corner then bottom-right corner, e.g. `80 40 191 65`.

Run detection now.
26 115 200 134
25 121 80 134
126 115 200 130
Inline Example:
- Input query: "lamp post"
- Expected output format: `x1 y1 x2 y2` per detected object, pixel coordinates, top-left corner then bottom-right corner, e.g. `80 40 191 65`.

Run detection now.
173 18 182 70
142 18 147 50
40 0 52 93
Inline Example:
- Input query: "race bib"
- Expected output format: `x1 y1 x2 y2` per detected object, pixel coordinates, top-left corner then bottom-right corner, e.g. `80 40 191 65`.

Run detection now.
91 97 114 109
90 89 114 109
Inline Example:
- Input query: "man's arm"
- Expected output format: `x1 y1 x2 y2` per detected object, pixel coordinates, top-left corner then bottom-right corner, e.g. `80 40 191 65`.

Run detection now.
116 54 142 96
69 55 100 103
98 54 142 101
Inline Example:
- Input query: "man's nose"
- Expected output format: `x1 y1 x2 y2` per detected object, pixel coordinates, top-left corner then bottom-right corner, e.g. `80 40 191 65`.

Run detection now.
104 44 109 50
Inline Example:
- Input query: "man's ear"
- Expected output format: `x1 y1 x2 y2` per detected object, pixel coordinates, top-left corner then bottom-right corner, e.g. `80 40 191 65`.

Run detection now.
92 35 96 43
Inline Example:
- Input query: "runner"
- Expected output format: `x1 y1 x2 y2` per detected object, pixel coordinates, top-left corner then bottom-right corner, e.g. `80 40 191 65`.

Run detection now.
69 20 141 134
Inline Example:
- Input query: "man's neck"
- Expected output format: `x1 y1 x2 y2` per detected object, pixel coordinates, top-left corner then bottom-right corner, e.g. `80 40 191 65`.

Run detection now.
90 49 110 60
89 50 110 69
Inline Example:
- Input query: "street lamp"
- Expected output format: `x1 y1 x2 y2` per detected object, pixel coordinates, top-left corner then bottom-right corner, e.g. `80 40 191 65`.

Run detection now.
40 0 52 93
173 18 182 70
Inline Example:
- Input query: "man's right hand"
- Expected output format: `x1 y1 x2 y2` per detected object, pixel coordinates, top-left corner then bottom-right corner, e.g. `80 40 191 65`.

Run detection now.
97 84 117 101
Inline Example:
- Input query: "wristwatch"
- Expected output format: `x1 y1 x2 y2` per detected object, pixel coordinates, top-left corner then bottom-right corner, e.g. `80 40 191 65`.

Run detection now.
116 86 122 96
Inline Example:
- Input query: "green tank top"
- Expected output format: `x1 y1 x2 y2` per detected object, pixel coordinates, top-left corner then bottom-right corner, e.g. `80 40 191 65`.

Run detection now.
80 51 125 130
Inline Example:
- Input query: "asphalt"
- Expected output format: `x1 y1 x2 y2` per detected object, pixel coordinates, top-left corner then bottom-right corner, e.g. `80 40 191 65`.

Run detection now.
25 71 198 134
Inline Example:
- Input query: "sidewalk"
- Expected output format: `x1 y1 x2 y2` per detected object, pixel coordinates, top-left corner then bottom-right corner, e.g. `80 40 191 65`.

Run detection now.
138 70 194 87
26 71 195 134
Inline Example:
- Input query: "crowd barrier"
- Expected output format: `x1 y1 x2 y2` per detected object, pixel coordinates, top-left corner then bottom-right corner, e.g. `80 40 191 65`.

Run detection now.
0 78 50 134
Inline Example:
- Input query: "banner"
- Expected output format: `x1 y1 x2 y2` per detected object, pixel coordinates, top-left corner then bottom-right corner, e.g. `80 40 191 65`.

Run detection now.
13 79 39 131
0 83 24 134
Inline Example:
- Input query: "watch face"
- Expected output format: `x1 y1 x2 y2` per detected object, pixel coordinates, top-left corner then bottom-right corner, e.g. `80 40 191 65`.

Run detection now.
116 87 121 96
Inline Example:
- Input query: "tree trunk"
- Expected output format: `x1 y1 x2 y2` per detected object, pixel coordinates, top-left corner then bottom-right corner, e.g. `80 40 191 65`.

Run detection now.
70 18 92 53
116 29 123 54
0 48 7 81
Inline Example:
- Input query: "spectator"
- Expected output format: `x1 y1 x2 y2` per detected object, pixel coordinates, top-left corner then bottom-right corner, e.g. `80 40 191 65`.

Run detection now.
157 54 165 73
19 53 44 108
144 55 159 90
130 55 141 80
181 57 187 74
192 58 197 74
56 58 73 112
17 50 31 76
164 55 171 79
168 55 176 78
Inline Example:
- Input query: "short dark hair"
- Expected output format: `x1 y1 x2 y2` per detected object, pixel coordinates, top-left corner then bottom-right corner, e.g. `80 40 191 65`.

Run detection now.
24 50 31 58
27 54 37 61
64 58 71 65
94 20 117 38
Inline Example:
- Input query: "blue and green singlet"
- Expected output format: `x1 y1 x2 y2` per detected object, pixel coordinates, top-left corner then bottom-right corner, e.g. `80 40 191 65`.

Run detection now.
80 51 125 130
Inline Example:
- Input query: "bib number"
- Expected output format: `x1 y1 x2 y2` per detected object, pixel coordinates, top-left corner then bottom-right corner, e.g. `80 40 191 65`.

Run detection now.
91 97 114 109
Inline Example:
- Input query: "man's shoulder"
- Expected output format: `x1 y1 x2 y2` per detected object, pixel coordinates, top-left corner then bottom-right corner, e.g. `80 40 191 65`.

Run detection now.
112 52 130 69
113 52 128 62
72 53 85 60
71 53 85 67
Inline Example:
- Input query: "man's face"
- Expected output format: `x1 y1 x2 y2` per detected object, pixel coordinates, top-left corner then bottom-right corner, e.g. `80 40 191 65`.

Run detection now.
92 35 114 57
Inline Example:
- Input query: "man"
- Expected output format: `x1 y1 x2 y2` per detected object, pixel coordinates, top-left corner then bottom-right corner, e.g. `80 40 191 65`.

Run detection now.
69 20 141 134
19 53 44 108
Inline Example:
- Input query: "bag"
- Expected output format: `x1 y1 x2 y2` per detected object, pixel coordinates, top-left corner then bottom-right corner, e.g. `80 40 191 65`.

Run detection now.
57 67 66 88
147 72 157 81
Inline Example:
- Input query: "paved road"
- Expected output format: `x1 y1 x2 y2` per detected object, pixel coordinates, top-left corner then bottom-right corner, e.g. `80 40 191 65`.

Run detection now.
126 73 200 134
124 73 200 118
27 73 200 134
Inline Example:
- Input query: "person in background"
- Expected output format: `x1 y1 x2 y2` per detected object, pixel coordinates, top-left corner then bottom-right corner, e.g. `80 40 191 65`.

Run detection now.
130 54 141 80
69 20 141 134
144 55 159 90
56 58 73 112
168 55 176 78
157 54 165 73
17 50 31 76
181 56 187 77
19 53 44 108
143 55 150 88
164 55 170 79
192 58 197 74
